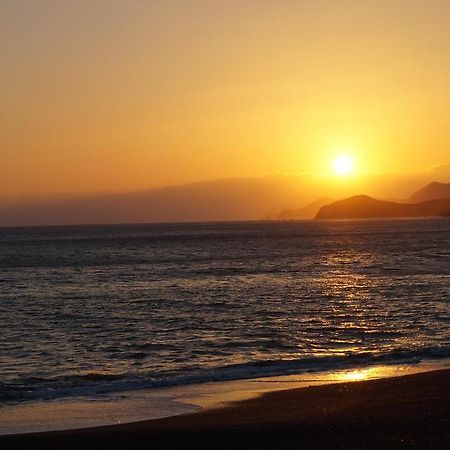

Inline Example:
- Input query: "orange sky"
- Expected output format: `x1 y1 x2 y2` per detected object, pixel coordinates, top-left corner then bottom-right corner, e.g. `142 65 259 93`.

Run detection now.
1 0 450 199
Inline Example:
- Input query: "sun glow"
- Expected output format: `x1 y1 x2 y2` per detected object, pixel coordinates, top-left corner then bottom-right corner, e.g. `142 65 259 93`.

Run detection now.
333 155 354 176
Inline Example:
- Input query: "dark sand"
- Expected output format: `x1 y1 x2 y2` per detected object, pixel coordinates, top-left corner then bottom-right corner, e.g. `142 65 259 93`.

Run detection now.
2 369 449 449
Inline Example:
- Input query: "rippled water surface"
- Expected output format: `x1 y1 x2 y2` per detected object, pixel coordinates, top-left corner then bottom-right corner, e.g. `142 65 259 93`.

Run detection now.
0 219 449 404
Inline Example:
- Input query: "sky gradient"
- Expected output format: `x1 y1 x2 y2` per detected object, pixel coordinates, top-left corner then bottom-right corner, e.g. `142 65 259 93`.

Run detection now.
2 0 450 199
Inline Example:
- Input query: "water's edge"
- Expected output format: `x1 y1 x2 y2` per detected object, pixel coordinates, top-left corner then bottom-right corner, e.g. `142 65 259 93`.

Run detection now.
2 358 449 436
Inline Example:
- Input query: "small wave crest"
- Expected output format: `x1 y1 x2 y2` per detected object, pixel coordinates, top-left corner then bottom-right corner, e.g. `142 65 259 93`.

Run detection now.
2 345 450 406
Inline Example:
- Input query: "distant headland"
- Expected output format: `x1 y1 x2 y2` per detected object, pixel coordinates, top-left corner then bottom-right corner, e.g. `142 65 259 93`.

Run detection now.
315 195 450 220
314 182 450 220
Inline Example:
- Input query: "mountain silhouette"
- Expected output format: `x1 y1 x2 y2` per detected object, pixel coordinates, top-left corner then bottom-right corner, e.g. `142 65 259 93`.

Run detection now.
0 176 308 226
2 177 450 226
409 182 450 202
277 197 334 220
315 195 450 219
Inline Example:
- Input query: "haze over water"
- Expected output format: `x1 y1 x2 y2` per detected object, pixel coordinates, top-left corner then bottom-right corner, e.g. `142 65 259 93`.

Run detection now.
1 219 449 406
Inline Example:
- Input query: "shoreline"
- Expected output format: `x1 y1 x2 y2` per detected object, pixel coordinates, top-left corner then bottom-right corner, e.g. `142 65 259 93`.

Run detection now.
2 368 449 449
1 359 449 436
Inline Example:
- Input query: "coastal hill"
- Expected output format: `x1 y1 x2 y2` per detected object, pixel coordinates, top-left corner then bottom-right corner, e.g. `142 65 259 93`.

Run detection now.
315 195 450 220
409 182 450 202
1 176 450 227
277 197 334 220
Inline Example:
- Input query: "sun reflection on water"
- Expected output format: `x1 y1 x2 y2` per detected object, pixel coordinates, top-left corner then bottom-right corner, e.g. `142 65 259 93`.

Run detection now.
335 367 383 382
341 370 367 381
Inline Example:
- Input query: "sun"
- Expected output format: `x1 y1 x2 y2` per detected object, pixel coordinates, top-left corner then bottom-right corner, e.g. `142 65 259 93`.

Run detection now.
333 155 353 176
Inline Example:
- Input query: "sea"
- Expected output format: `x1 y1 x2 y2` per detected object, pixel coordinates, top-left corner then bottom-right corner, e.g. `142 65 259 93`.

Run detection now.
1 219 449 414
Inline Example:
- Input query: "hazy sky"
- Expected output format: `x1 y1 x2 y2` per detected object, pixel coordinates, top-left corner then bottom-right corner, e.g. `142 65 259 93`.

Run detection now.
2 0 450 198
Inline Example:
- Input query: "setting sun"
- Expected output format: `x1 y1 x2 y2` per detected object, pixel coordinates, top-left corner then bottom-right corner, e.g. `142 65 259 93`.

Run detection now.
333 155 354 176
2 3 450 446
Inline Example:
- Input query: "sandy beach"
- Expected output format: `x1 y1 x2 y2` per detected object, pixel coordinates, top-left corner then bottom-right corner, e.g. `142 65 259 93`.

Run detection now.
2 368 449 449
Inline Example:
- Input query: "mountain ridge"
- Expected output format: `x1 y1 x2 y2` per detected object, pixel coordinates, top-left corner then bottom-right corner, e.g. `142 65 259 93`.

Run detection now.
409 182 450 202
277 197 334 220
315 195 450 220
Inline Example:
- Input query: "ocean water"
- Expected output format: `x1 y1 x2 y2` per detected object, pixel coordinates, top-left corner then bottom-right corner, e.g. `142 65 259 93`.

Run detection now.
0 219 449 406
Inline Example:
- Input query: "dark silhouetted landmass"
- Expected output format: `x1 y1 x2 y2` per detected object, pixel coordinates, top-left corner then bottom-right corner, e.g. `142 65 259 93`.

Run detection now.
2 176 450 227
277 197 334 220
409 181 450 202
315 195 450 219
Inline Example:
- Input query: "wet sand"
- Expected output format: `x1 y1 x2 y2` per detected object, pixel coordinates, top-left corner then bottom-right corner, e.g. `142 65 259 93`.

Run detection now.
2 369 449 449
